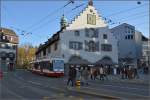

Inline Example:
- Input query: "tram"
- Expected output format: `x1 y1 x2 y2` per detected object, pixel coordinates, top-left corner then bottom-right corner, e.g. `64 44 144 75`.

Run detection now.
30 58 64 77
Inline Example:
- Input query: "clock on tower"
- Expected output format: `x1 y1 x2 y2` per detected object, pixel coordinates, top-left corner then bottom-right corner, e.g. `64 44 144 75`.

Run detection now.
87 14 96 25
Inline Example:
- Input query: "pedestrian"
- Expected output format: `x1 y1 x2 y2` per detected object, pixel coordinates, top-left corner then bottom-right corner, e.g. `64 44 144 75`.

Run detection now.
133 68 139 79
80 67 84 85
103 67 108 80
99 65 104 80
67 65 76 87
90 67 94 80
121 68 125 79
93 68 98 80
82 67 90 85
76 66 81 80
127 67 132 80
125 67 128 79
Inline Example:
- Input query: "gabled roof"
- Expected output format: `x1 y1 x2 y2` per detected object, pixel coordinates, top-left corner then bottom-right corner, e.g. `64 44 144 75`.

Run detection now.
0 27 17 36
66 1 107 30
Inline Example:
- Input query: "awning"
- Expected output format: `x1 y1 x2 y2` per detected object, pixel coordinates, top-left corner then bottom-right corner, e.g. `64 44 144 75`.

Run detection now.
95 59 116 66
67 56 91 65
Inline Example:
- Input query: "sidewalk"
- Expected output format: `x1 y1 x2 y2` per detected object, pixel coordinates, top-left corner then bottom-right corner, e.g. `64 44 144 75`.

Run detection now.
62 74 149 85
106 74 149 85
67 85 149 100
56 74 149 99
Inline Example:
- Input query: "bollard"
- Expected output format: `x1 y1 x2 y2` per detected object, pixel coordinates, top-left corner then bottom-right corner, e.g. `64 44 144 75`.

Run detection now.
76 80 81 90
76 80 81 86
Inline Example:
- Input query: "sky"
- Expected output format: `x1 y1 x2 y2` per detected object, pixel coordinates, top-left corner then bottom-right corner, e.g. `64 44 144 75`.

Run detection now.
1 0 149 46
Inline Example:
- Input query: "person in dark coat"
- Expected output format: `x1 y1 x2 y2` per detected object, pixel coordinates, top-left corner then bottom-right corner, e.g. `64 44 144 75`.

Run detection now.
93 68 99 80
121 68 126 79
67 65 76 86
133 68 139 79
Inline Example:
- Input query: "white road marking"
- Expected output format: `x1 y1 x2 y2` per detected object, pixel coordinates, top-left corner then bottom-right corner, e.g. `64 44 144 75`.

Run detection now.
28 81 42 86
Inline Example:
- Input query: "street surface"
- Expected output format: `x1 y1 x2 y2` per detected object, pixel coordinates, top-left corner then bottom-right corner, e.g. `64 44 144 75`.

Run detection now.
0 69 149 100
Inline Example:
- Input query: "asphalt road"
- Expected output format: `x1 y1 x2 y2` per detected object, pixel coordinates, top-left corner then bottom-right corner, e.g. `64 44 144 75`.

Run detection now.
0 70 105 100
0 69 149 100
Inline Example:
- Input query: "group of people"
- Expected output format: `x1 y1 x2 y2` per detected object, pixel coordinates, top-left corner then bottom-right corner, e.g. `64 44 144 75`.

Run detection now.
121 67 139 79
67 65 108 87
67 65 141 86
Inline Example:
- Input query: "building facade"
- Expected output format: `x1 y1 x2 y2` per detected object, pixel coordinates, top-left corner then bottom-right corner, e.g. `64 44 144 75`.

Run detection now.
35 1 118 73
111 23 149 68
0 27 19 71
141 37 150 67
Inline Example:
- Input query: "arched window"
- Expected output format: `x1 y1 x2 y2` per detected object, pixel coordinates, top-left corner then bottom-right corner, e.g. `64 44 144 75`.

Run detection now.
85 40 99 52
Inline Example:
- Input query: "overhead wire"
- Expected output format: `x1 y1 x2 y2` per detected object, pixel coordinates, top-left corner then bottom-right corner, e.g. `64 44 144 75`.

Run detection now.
25 1 148 39
105 3 148 17
25 0 76 39
4 1 148 41
28 1 85 36
25 0 74 31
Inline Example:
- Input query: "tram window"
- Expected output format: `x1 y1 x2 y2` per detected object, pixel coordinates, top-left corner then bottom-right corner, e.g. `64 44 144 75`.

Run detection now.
49 63 53 71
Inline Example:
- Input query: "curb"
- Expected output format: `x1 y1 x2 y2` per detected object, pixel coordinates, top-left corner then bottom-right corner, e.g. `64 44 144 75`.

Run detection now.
67 87 120 99
109 79 149 85
41 85 120 99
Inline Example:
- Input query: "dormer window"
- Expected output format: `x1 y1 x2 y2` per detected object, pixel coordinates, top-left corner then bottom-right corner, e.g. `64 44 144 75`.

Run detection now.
74 30 80 36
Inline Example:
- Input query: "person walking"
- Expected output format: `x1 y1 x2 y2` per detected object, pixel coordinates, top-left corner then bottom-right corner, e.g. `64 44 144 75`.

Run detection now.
93 67 99 80
76 67 81 80
67 65 76 87
90 68 94 80
103 67 108 80
133 68 139 79
99 65 104 80
121 68 126 79
125 67 128 79
82 67 90 85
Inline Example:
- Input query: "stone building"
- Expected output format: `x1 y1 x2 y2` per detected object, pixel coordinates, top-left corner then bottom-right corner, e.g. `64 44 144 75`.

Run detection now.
35 0 118 73
111 23 149 68
0 27 19 71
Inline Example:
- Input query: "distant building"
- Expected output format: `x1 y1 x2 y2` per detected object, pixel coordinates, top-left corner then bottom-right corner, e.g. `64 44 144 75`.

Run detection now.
141 35 150 67
111 23 149 68
35 0 118 73
0 27 19 71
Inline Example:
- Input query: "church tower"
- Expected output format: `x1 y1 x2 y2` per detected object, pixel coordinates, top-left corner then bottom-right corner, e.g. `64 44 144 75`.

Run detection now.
88 0 93 6
60 14 68 29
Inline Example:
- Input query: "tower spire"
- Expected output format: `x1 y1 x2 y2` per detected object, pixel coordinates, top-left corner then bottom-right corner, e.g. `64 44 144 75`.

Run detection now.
60 14 68 29
88 0 93 6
